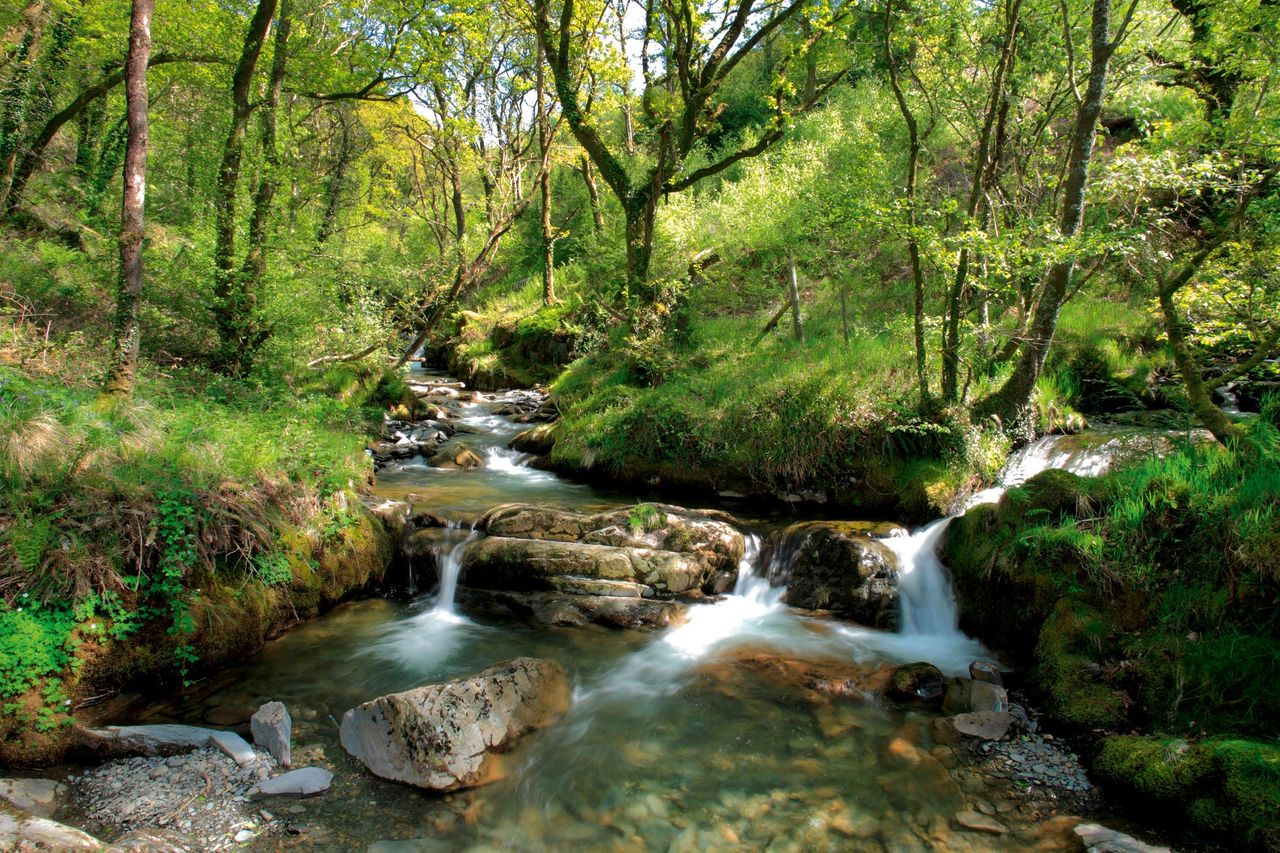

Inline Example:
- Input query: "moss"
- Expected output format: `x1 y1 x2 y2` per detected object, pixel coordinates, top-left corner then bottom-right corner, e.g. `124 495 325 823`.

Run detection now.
1017 468 1094 517
1035 599 1128 729
1094 735 1280 848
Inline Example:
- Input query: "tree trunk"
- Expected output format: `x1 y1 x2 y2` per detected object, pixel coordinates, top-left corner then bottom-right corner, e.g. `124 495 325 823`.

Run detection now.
536 39 555 305
103 0 152 398
316 107 351 244
884 2 931 406
581 155 604 231
1157 286 1238 444
978 0 1123 425
236 0 290 349
624 192 656 304
787 259 804 342
941 0 1023 403
212 0 278 374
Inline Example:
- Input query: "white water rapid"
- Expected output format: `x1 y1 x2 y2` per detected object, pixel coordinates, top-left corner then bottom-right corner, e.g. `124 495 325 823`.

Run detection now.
432 523 480 614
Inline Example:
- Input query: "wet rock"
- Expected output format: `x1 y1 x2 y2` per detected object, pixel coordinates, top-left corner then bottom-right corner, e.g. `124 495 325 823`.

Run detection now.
251 702 292 767
428 442 485 470
942 678 1008 714
768 521 901 629
107 829 192 851
953 809 1007 834
949 711 1015 741
0 778 62 818
544 575 653 598
253 767 332 797
1074 823 1170 852
461 536 709 594
480 503 744 575
457 588 685 630
339 657 570 792
0 802 102 850
360 497 412 540
968 660 1003 686
887 662 946 704
698 648 891 704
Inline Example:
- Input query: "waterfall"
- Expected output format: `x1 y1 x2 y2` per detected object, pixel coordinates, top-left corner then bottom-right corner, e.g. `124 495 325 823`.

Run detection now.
888 430 1142 639
433 523 480 614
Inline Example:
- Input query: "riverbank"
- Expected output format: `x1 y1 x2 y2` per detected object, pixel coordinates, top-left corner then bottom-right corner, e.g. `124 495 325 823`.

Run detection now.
943 412 1280 848
0 353 397 767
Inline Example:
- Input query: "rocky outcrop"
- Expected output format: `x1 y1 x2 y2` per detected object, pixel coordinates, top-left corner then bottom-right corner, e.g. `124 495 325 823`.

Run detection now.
0 802 102 851
476 502 745 592
767 521 902 629
462 537 708 594
339 657 570 792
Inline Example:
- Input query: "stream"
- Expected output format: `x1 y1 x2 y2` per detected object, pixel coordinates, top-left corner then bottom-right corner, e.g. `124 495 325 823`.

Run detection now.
106 366 1163 851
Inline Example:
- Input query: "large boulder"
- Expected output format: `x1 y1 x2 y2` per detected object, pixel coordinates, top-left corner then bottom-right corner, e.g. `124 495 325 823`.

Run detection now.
457 589 686 630
768 522 901 629
339 658 569 792
461 536 708 594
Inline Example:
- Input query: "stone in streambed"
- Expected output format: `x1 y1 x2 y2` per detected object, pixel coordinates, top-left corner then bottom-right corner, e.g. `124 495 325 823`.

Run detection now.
254 767 332 797
953 810 1007 834
768 521 901 629
545 575 653 598
887 662 945 704
0 802 102 851
428 442 484 470
251 701 292 767
339 657 570 792
1074 823 1170 853
209 730 257 766
969 660 1003 686
942 678 1008 714
0 779 62 818
949 711 1016 741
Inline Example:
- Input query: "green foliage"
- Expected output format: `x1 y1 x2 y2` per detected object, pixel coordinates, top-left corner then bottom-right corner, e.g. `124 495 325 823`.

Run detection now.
627 503 662 534
0 598 76 700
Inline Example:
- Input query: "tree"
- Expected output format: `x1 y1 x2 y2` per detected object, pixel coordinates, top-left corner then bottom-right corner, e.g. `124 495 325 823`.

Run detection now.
210 0 279 375
535 0 847 308
978 0 1140 427
103 0 153 398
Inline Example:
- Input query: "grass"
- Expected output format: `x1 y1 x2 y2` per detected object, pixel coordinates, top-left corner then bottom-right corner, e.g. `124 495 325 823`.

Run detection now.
0 314 392 756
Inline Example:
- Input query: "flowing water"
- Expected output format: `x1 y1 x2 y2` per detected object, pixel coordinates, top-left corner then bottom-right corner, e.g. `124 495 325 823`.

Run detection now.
125 368 1147 851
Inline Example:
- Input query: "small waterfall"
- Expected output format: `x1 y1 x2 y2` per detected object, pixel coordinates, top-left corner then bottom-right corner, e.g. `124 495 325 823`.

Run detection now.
433 523 480 614
661 534 785 659
889 429 1142 640
884 519 958 636
484 447 534 473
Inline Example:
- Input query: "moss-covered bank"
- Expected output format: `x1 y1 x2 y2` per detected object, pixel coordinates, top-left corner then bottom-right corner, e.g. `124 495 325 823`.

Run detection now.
942 413 1280 848
0 359 399 767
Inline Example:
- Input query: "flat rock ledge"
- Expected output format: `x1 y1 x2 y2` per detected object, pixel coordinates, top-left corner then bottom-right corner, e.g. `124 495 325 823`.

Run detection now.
340 657 570 792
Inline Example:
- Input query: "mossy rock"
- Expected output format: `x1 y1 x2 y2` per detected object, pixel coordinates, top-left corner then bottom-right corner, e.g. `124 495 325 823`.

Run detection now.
1095 735 1280 849
1034 598 1128 729
887 662 945 704
1000 468 1095 522
943 504 1065 657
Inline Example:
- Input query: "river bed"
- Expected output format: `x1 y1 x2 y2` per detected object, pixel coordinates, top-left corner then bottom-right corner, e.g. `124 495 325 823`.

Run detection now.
61 366 1148 851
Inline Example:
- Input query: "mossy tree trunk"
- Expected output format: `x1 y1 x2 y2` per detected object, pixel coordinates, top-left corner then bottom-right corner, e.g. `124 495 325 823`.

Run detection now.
103 0 153 398
211 0 278 375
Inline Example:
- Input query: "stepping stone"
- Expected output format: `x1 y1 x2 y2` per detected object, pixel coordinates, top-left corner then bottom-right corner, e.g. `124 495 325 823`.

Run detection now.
251 701 292 767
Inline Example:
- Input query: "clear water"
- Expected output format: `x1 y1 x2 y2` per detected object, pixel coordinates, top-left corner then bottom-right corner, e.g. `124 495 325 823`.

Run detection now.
123 368 1135 851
